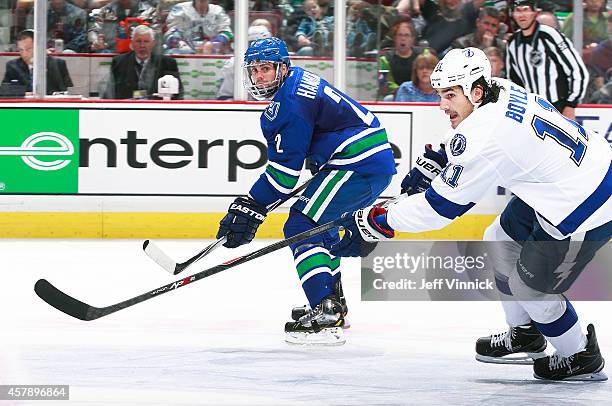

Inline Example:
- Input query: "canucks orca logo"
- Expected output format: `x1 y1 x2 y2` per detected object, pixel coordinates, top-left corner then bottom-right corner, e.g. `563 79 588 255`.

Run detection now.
450 133 467 156
264 102 280 121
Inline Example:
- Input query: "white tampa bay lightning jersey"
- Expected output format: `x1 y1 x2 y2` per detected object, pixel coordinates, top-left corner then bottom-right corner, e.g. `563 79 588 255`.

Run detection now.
387 78 611 239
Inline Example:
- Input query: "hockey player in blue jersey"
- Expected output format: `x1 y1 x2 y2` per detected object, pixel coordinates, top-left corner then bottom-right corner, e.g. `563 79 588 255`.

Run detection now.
215 37 396 345
331 47 610 380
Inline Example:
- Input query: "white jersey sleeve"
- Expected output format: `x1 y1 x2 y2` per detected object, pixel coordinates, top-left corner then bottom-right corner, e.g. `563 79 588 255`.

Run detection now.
387 123 502 233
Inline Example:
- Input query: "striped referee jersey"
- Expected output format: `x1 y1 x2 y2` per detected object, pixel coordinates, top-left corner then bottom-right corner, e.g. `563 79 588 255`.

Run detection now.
506 22 589 108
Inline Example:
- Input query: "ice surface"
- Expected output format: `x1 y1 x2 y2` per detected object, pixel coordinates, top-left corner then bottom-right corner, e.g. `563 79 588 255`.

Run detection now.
1 239 611 405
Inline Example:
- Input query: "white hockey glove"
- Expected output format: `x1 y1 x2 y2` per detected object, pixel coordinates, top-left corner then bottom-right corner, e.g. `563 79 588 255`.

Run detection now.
330 207 395 257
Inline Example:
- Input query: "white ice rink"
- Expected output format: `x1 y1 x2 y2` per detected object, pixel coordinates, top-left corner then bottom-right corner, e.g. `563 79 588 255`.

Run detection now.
2 239 611 405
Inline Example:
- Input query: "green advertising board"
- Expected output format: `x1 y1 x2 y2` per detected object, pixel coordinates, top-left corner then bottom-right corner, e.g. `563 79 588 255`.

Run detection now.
0 109 79 193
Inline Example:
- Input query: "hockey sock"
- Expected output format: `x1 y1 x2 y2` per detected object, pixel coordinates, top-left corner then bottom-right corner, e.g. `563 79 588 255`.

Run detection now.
533 299 587 356
295 246 341 307
285 209 342 308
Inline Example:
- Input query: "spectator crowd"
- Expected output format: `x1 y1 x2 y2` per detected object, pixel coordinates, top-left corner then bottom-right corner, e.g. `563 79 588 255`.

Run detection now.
0 0 610 103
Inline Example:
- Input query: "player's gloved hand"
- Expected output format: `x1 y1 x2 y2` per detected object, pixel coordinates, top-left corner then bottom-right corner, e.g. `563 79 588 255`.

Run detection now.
217 196 267 248
330 206 395 257
400 144 448 195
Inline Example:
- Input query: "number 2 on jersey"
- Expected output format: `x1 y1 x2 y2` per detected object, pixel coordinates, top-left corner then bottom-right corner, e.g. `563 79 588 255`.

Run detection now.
275 133 284 153
532 97 588 166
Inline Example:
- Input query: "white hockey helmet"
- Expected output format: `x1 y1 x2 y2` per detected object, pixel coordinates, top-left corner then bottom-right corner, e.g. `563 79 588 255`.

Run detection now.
430 47 492 105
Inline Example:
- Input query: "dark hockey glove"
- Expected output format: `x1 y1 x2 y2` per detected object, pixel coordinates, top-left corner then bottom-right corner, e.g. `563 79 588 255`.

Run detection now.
330 206 395 257
304 157 322 175
400 144 448 195
217 196 267 248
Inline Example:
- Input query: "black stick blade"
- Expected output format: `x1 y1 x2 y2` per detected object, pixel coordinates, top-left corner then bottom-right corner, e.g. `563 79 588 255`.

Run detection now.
34 279 97 321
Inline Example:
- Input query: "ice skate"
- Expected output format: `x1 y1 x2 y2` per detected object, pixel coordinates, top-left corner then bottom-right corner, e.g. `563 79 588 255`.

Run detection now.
290 279 350 329
285 294 346 345
533 324 607 381
475 322 547 365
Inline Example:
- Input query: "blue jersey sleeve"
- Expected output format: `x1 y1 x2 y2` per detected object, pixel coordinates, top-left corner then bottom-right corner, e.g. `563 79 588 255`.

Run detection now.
249 98 316 208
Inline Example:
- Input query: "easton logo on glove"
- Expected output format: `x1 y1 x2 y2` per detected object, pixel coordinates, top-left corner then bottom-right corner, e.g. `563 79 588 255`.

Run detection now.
229 203 267 221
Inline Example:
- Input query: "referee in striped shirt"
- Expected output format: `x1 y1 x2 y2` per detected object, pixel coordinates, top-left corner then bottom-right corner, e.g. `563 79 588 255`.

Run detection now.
506 0 588 120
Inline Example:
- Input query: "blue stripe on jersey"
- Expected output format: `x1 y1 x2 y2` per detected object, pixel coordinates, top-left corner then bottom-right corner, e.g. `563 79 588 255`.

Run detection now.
556 161 612 235
425 188 475 220
534 299 578 338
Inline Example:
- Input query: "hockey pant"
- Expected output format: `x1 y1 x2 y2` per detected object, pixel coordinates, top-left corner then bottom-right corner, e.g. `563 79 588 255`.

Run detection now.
284 169 393 308
484 197 611 356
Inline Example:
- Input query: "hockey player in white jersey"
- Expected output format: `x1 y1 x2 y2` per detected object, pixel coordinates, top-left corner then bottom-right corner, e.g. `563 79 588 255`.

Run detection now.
331 47 611 381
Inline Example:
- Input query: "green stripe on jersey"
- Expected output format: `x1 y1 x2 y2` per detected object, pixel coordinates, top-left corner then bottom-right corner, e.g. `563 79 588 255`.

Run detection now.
330 257 341 271
305 170 347 218
296 252 332 278
335 129 388 158
266 165 299 189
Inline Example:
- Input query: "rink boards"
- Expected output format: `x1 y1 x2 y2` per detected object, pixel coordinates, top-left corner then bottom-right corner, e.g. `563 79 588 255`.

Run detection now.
0 101 610 238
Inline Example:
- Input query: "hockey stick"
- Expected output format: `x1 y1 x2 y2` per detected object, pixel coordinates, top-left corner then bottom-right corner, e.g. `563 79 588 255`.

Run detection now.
34 218 343 321
143 172 317 275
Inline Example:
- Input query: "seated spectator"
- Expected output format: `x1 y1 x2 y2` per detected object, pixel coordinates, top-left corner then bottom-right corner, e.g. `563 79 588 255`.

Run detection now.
26 0 88 52
451 7 505 51
103 25 183 99
279 0 307 51
216 22 272 100
563 0 608 48
418 0 486 54
585 11 612 100
295 0 334 56
164 0 233 55
394 51 440 102
347 0 375 57
588 11 612 80
2 30 73 94
378 20 425 101
88 0 159 53
536 10 560 29
484 46 505 77
249 0 279 11
588 68 612 104
251 18 273 34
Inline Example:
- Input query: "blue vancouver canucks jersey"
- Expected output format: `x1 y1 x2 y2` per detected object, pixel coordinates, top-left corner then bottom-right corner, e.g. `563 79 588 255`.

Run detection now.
249 66 396 207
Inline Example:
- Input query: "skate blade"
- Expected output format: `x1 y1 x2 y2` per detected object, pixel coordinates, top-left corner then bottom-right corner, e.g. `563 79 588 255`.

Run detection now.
533 371 608 382
476 352 547 365
285 327 345 346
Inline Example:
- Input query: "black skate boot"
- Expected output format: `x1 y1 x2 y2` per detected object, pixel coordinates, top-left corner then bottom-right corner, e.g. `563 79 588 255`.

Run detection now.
285 293 346 345
290 279 350 328
533 324 608 381
475 321 547 365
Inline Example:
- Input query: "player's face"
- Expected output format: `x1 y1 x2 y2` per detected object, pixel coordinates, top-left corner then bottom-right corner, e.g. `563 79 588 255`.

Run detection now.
249 62 286 87
437 87 475 129
512 6 537 30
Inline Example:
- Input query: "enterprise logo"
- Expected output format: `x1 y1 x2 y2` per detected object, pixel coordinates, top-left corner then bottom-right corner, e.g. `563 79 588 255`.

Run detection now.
0 132 74 171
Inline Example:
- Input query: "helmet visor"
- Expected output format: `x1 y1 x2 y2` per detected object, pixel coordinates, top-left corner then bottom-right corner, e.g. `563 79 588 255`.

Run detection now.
243 60 284 101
